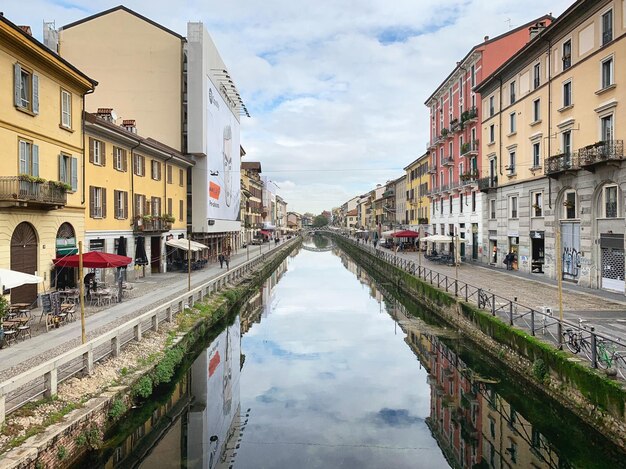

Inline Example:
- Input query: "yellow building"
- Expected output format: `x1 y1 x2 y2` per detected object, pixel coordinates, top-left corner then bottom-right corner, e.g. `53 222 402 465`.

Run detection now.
240 161 263 244
404 152 431 232
84 111 193 281
476 0 626 292
0 16 96 303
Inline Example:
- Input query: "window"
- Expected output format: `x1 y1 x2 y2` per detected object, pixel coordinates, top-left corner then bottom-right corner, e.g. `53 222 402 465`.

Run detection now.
18 139 39 176
508 150 516 174
440 198 444 213
179 200 184 221
59 154 78 192
532 142 541 167
13 63 38 114
532 99 541 122
448 141 453 158
151 197 161 217
562 131 572 158
532 192 543 217
460 194 464 213
449 196 453 213
564 191 576 219
563 81 572 107
134 154 145 176
509 81 516 104
135 194 146 217
490 199 496 219
60 89 72 129
602 10 613 45
562 40 572 70
472 191 476 212
601 114 614 141
489 124 495 143
509 112 516 133
90 186 105 218
167 165 173 184
604 185 618 218
179 168 184 186
89 138 105 166
114 190 128 219
510 196 518 219
113 147 127 172
167 197 173 216
151 160 162 180
533 63 541 89
508 440 518 463
601 57 614 89
489 96 495 116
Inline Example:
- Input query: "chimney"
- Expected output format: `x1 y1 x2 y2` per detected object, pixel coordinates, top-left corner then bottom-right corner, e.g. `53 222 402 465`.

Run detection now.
122 120 137 134
19 25 32 36
484 35 489 42
529 21 548 40
96 108 117 123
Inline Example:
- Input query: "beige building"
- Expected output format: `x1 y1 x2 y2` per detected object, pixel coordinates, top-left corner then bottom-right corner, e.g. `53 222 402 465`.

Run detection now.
56 6 184 152
240 161 263 244
0 15 96 303
476 0 626 292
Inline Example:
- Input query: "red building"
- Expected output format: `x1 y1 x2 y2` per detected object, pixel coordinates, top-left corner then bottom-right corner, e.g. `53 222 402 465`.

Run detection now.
425 16 553 261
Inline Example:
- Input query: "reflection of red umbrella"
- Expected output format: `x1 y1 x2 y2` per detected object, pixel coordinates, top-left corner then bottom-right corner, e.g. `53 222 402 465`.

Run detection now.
392 230 420 238
53 251 132 268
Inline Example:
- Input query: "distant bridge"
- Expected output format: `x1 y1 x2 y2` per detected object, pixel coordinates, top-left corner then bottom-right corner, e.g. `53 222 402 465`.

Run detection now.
301 244 334 252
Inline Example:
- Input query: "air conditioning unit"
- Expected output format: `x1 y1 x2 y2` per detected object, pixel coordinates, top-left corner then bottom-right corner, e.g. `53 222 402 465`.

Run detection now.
541 306 553 316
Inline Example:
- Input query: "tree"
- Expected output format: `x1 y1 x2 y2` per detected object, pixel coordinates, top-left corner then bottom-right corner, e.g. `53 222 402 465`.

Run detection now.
312 215 329 227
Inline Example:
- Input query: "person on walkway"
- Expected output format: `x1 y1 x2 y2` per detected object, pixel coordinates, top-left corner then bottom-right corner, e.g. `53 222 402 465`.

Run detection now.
218 253 225 268
225 254 230 270
504 252 513 270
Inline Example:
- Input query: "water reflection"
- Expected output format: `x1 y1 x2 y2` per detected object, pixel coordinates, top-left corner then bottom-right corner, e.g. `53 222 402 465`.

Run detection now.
122 248 623 469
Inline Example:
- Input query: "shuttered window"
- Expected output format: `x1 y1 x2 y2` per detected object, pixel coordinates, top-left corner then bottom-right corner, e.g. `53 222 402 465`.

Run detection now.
61 89 72 128
89 138 106 166
58 154 78 192
90 186 106 218
114 190 128 219
135 194 146 217
19 140 39 176
134 154 145 176
14 63 38 114
167 165 173 184
151 197 161 217
151 160 161 180
113 147 127 172
179 168 184 186
179 200 184 221
167 197 173 216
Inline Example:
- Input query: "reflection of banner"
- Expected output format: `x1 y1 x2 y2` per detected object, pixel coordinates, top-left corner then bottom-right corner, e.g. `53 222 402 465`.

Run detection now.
209 350 221 377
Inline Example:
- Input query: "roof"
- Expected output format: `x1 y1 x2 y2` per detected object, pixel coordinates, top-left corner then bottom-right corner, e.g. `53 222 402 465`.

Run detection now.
62 5 185 40
0 14 97 88
404 152 429 171
347 209 358 216
84 112 194 166
424 14 554 105
241 162 262 172
475 1 588 94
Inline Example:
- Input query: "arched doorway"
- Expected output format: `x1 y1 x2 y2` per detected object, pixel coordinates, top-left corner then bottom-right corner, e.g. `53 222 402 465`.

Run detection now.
10 222 38 304
55 222 77 289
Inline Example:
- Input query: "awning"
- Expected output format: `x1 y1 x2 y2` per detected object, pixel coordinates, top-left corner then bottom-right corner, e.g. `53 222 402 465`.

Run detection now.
53 251 133 268
56 247 78 256
166 238 208 252
0 268 43 291
392 230 420 238
260 230 271 236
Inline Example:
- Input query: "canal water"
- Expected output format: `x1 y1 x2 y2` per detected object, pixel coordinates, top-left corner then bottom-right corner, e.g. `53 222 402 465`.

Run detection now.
101 237 626 468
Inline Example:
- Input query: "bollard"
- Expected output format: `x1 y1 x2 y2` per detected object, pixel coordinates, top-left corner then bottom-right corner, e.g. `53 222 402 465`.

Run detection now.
83 350 94 376
591 331 597 368
530 310 535 336
152 314 159 332
491 294 496 316
44 369 58 398
134 323 142 342
509 302 513 326
111 336 120 357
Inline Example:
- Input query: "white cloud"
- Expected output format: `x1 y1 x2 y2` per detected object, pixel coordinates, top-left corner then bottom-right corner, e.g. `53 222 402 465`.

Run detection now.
3 0 573 213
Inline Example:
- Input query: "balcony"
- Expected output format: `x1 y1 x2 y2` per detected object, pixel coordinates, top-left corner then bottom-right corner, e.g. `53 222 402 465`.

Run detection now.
133 216 172 233
418 217 429 225
0 177 67 210
478 176 498 192
545 152 580 177
450 119 462 133
461 107 478 124
578 140 624 171
441 184 451 193
382 189 395 198
461 139 479 156
428 165 438 174
442 156 455 166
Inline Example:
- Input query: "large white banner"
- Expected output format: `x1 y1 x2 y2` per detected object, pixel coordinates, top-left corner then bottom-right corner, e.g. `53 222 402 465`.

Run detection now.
206 83 241 222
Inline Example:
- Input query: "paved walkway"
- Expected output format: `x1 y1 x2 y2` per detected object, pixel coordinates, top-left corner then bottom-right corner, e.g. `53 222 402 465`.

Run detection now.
374 244 626 341
0 241 285 381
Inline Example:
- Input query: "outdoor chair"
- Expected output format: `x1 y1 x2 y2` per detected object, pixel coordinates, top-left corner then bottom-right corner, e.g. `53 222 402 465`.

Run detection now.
17 317 32 341
2 329 18 347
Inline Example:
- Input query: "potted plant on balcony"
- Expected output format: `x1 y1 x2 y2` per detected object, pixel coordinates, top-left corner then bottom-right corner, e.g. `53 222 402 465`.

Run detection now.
50 181 72 192
440 128 449 138
162 214 175 227
18 174 46 184
461 142 470 154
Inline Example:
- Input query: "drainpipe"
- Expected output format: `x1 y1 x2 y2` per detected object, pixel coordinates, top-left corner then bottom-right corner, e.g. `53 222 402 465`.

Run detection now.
81 88 95 205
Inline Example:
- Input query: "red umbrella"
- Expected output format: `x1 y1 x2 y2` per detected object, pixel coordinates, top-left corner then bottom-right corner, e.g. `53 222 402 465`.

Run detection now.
53 251 132 268
392 230 420 238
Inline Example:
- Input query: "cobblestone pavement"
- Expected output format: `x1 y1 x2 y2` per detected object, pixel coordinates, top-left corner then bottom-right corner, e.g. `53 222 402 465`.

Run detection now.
377 245 626 341
0 241 285 382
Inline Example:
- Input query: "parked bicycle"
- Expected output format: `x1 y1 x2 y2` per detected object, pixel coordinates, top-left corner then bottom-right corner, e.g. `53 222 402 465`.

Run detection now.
562 319 593 359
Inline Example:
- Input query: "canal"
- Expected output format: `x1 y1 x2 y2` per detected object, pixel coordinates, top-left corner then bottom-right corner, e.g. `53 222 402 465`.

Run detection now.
99 236 626 468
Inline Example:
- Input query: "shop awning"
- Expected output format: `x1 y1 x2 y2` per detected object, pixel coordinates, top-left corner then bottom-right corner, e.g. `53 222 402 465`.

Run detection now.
260 230 271 236
165 238 208 252
53 251 132 268
392 230 420 238
56 246 78 256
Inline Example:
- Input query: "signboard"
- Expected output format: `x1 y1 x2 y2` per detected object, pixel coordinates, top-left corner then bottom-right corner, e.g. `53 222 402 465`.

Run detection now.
206 83 241 222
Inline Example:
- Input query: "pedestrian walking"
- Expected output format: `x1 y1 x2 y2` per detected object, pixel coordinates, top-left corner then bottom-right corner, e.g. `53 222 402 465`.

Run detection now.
225 254 230 270
218 253 224 268
504 252 513 270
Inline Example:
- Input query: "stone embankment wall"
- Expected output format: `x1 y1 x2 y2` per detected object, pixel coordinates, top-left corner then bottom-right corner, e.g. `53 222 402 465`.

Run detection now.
0 240 300 469
335 236 626 451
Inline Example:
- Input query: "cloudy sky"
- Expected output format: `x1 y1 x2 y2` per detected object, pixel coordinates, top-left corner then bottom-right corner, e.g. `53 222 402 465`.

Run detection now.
5 0 573 214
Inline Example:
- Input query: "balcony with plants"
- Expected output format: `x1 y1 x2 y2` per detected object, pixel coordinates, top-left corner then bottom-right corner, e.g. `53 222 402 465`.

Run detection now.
133 214 174 233
461 139 479 156
442 156 455 166
477 176 498 192
0 174 69 209
461 107 478 124
459 170 479 185
450 118 462 133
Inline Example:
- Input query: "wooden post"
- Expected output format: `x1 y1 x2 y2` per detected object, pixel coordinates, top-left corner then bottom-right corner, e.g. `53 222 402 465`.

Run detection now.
188 236 192 291
79 241 86 344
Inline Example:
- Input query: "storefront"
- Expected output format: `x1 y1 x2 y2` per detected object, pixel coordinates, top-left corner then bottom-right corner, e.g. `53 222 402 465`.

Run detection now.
530 231 545 274
488 230 498 265
508 233 519 270
600 233 625 293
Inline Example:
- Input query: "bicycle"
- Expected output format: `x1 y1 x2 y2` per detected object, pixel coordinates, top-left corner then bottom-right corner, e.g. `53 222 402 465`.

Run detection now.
595 340 626 377
562 319 593 359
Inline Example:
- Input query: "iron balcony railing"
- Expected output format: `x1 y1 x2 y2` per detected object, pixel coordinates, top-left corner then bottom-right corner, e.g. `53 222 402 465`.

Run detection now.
545 152 580 175
134 217 172 232
578 140 624 168
461 107 478 123
477 176 498 192
428 165 438 174
0 177 67 208
442 156 455 166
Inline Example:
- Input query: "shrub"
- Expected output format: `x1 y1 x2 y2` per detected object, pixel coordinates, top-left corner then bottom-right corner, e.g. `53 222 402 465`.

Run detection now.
532 358 548 382
108 398 126 420
133 376 153 399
